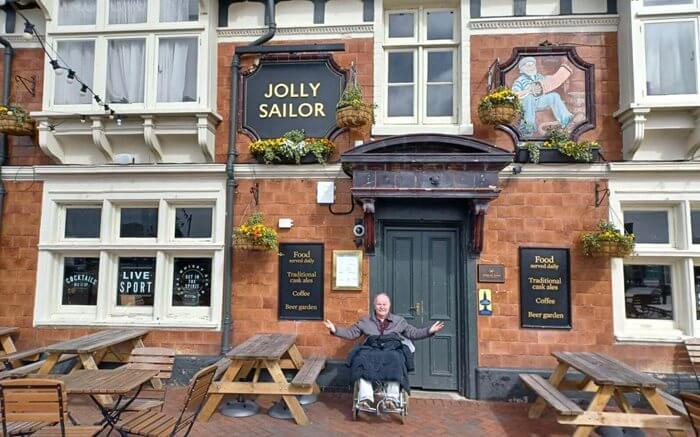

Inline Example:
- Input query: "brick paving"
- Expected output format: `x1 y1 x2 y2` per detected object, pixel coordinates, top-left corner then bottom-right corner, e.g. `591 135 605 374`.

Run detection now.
65 388 670 436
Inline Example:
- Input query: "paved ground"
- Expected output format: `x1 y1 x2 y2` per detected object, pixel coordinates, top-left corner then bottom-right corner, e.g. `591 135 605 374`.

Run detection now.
67 388 670 436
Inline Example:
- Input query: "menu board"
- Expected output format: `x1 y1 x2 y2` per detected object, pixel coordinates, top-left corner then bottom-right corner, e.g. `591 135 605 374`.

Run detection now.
519 247 571 329
279 243 324 320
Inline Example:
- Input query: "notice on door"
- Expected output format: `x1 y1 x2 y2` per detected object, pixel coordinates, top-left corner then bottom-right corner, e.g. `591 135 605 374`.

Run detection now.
519 247 571 329
279 243 324 320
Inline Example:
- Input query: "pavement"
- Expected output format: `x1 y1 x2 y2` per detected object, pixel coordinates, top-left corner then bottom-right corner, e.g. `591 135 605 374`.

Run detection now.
66 387 671 436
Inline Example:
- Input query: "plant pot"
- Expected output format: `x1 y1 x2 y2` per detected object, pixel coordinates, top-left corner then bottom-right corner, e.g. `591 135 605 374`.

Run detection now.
254 151 327 165
587 240 633 258
515 147 600 164
336 105 373 128
233 236 274 251
0 112 35 136
477 104 519 126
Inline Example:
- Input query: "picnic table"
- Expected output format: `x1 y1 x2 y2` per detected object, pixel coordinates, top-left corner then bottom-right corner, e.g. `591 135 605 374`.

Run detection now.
198 333 325 426
0 327 18 356
36 328 149 375
48 367 159 434
521 352 691 436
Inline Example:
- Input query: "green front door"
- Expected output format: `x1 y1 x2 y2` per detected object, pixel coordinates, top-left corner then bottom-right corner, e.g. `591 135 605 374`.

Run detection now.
383 225 459 391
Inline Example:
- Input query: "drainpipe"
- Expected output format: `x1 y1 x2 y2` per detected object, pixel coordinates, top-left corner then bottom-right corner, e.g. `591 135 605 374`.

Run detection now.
0 38 14 236
221 0 276 354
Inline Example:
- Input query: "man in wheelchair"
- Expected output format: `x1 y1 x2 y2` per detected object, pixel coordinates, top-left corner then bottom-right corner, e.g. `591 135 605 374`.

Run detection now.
324 293 444 411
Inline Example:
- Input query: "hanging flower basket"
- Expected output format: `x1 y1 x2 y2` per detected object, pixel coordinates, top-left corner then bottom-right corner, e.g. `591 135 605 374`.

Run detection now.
477 87 522 126
581 220 635 258
0 105 35 136
336 105 373 128
233 212 278 251
249 129 335 165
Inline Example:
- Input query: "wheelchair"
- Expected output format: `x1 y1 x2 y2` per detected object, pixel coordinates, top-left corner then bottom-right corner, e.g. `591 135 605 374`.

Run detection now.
351 379 408 424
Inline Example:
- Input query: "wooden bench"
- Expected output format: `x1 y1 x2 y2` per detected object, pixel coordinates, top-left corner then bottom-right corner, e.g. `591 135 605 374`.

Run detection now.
0 354 77 380
212 356 231 382
291 357 325 388
659 390 688 416
520 374 583 417
0 346 46 367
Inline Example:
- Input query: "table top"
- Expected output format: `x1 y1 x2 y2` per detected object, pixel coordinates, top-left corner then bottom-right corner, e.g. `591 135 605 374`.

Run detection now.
44 329 149 354
47 368 158 394
0 327 18 337
227 333 297 360
553 352 666 389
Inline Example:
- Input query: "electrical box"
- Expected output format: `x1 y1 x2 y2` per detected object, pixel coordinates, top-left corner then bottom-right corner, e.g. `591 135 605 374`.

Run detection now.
317 181 335 204
278 218 294 229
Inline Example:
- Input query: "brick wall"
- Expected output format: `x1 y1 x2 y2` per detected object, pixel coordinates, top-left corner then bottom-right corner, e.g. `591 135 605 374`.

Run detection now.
0 48 52 166
215 39 374 165
232 179 366 359
478 179 684 373
471 33 622 161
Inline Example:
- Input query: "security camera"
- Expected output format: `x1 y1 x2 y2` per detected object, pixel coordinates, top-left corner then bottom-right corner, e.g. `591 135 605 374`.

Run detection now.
352 224 366 238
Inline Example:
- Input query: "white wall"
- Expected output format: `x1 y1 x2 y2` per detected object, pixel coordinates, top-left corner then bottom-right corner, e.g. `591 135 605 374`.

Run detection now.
480 0 513 17
573 0 608 14
228 1 265 28
526 0 559 15
276 0 314 27
325 0 364 25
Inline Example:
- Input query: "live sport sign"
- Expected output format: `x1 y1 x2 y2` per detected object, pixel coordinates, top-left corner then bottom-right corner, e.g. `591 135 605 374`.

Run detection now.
242 57 346 139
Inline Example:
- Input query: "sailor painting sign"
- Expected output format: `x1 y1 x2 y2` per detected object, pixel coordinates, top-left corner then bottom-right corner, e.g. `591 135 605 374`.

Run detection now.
494 45 595 143
242 56 346 139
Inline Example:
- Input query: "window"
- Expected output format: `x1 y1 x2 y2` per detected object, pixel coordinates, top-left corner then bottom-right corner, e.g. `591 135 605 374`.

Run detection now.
49 0 203 109
35 176 224 327
613 202 700 340
383 8 458 124
644 21 698 96
644 0 693 6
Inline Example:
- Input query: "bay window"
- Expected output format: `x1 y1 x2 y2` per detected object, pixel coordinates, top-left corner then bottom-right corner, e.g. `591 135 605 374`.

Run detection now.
35 174 224 328
613 201 700 340
383 8 459 125
638 0 700 101
47 0 204 110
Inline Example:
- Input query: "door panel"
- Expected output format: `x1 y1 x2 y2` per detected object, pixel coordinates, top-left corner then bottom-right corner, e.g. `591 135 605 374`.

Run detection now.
383 225 459 391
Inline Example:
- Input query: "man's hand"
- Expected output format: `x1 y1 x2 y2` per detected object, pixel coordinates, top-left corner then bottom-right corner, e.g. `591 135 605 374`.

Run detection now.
429 321 445 334
324 319 336 334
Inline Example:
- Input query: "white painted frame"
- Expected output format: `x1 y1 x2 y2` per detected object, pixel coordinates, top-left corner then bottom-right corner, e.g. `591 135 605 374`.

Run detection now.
44 0 209 114
609 173 700 340
34 172 225 329
373 0 472 135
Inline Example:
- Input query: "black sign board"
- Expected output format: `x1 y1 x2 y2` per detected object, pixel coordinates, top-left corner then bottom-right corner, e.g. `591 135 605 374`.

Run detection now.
519 247 571 329
279 243 324 320
173 258 211 307
63 257 99 305
243 57 345 139
478 264 506 283
117 257 156 306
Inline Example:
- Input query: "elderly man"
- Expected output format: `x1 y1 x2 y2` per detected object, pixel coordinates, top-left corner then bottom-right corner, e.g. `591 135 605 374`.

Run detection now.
324 293 444 409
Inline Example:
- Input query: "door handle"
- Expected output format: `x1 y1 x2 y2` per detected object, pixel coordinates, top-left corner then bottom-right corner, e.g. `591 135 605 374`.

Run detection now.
409 302 422 317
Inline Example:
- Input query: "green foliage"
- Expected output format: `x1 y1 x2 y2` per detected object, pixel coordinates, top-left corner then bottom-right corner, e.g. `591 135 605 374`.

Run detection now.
233 212 278 251
581 220 635 257
478 86 523 113
249 130 336 165
523 127 599 164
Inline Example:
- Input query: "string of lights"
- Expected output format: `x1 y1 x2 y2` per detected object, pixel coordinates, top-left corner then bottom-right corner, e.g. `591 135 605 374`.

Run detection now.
12 3 123 127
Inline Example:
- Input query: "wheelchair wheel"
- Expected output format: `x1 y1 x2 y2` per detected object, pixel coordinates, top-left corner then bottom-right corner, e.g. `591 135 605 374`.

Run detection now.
400 389 408 424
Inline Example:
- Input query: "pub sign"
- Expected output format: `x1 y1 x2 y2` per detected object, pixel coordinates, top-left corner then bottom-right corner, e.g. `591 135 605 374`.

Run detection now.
279 243 324 320
243 57 346 139
519 247 572 329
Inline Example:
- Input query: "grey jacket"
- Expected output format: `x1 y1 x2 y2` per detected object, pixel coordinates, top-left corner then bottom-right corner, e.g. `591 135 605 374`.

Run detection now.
333 313 432 340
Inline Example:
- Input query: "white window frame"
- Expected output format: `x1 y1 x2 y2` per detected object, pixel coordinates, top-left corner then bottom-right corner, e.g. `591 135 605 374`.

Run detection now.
610 192 700 341
373 0 471 135
631 0 700 107
45 0 208 114
34 172 225 329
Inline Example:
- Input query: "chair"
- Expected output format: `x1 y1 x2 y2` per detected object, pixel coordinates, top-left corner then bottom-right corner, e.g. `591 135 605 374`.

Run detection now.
115 363 217 436
0 378 101 436
104 347 176 413
680 392 700 436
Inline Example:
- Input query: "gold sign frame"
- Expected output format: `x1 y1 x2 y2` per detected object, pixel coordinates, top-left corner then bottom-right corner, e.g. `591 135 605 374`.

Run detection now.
332 250 363 291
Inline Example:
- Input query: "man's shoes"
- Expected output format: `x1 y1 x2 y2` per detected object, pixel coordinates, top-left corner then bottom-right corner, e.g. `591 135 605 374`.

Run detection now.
358 399 373 410
384 399 398 411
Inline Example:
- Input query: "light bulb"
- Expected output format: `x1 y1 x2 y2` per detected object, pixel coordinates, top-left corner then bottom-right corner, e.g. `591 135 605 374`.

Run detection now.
116 117 122 126
79 85 88 96
22 22 33 40
66 70 75 85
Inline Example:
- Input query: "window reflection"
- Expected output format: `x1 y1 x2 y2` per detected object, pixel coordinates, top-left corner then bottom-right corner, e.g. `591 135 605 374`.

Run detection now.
624 264 673 320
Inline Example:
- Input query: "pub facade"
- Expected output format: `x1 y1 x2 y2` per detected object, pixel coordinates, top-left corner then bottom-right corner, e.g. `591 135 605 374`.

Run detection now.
0 0 698 399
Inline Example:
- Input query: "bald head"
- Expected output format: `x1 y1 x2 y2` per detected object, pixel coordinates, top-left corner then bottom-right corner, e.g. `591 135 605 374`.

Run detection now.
374 293 391 320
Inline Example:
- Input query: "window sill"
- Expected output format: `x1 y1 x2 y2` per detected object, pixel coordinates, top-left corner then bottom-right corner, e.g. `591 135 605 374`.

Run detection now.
615 331 684 344
35 319 220 330
372 123 473 136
